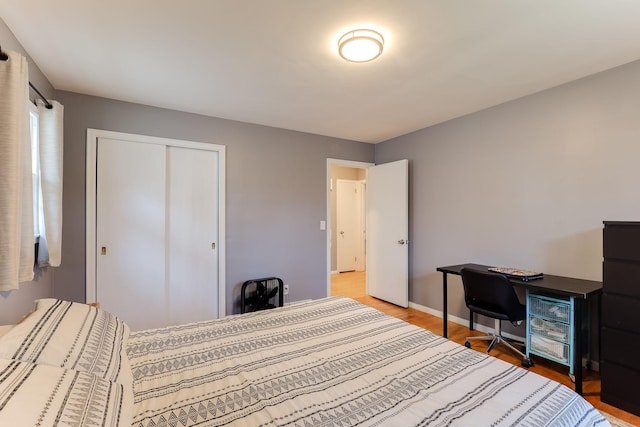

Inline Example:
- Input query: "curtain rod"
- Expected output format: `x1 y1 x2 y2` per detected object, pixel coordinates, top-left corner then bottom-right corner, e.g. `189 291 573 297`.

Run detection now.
0 44 53 109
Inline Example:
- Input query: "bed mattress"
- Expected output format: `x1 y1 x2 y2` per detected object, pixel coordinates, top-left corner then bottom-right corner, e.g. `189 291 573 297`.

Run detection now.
127 296 608 427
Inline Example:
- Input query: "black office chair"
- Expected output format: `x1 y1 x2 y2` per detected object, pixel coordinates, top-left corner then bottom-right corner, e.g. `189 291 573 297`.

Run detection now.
460 268 533 367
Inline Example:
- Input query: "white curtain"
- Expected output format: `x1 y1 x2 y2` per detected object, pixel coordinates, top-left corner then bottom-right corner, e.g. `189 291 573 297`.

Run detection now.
0 50 33 291
36 100 64 267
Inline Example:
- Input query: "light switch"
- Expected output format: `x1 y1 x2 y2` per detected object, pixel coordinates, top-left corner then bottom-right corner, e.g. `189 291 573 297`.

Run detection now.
320 220 326 230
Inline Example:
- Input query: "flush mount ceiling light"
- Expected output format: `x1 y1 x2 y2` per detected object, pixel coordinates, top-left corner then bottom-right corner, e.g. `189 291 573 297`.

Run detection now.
338 29 384 63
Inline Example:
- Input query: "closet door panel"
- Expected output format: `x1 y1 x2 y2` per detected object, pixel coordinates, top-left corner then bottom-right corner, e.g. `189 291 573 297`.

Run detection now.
96 138 166 331
167 147 219 325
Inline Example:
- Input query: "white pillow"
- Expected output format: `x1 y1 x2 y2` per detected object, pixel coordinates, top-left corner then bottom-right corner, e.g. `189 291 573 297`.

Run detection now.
0 357 132 427
0 298 132 386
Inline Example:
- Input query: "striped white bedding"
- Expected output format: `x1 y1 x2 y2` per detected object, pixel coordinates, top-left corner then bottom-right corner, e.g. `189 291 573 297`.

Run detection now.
127 297 609 427
0 358 131 426
0 299 133 426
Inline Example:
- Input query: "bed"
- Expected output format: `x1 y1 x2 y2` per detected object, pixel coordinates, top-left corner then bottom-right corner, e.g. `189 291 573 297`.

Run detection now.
0 296 609 426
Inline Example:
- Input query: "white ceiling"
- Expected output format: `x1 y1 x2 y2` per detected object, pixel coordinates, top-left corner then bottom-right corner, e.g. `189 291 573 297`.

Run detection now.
2 1 640 143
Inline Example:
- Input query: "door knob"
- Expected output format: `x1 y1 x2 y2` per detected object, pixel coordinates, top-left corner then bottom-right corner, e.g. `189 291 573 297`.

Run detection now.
397 239 407 245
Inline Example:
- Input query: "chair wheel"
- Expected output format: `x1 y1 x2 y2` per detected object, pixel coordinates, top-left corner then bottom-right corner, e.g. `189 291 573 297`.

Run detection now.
464 341 471 348
521 358 533 368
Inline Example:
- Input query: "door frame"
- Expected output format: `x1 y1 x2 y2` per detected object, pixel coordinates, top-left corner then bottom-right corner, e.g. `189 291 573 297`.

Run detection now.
326 158 373 297
85 129 226 315
356 180 366 272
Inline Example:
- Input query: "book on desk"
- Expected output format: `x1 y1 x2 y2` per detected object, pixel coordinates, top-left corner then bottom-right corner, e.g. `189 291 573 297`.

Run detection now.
488 266 543 281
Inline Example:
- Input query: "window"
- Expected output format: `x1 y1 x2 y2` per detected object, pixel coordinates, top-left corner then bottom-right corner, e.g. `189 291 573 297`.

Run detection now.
29 103 43 242
26 98 63 269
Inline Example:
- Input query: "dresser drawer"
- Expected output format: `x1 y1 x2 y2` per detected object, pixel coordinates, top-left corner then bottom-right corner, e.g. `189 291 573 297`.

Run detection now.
601 361 640 416
604 225 640 261
601 294 640 332
601 327 640 368
603 261 640 298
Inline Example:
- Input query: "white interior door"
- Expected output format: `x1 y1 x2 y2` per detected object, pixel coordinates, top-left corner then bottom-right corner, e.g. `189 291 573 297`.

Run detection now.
366 159 409 307
167 146 219 325
96 138 167 330
337 180 358 272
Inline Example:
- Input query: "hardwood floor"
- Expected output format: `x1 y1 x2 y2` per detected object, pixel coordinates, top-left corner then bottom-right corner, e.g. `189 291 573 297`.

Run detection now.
331 271 640 426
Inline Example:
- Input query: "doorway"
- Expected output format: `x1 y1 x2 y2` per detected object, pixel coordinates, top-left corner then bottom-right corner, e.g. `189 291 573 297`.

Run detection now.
327 159 372 298
327 159 409 307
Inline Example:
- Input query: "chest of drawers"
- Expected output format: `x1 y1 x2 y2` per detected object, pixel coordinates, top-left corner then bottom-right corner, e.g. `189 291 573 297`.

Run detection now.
602 221 640 416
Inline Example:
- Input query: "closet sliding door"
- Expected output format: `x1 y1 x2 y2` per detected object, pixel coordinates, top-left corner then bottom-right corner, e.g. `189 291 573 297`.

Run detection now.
87 130 225 331
167 146 219 325
96 139 167 330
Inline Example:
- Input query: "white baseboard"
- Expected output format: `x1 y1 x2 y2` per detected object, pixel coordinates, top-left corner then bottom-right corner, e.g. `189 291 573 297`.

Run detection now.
408 301 524 342
285 299 312 306
407 301 598 371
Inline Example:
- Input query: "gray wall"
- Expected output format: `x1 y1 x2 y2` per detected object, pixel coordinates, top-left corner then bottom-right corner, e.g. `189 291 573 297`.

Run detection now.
0 18 56 324
55 91 374 315
376 59 640 345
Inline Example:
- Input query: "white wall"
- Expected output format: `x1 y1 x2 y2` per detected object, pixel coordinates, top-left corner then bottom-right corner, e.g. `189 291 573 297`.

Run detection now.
376 59 640 330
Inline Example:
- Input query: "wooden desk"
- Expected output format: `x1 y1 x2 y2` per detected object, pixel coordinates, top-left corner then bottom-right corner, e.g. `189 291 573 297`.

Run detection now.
436 263 602 395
